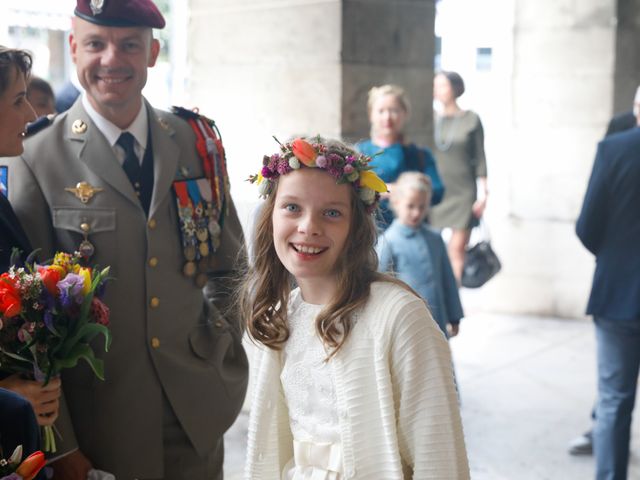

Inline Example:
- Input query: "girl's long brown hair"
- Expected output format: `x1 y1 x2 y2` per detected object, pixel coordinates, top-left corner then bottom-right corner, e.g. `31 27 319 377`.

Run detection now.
239 141 390 357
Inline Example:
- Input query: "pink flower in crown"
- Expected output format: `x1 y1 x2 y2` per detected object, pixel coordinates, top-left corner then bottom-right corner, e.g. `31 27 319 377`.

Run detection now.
343 164 355 174
315 155 328 168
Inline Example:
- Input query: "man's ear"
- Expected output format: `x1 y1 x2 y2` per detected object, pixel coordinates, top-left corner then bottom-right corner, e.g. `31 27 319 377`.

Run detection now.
148 38 161 67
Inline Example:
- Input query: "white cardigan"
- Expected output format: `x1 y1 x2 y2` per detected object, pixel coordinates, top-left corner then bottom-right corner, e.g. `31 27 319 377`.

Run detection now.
244 281 470 480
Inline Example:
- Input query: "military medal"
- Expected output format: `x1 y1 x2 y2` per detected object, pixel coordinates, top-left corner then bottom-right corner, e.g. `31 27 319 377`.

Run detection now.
65 182 103 204
79 222 95 259
171 107 230 286
183 261 197 277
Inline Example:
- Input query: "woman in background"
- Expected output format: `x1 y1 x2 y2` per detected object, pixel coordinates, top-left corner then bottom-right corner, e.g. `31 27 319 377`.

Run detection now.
356 84 444 229
431 71 488 282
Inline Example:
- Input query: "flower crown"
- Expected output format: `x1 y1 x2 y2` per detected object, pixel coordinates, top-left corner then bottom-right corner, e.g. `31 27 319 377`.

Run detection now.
248 137 387 211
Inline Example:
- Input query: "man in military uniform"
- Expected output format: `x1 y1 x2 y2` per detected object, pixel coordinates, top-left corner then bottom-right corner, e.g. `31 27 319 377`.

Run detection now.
0 1 248 478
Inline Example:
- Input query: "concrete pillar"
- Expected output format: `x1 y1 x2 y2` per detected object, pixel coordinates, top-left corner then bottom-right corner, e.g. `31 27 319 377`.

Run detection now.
186 0 436 206
613 0 640 112
474 0 632 318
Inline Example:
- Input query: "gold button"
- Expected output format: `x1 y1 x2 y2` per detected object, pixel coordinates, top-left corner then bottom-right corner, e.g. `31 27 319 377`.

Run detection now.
215 321 223 328
150 297 160 308
148 218 157 229
151 337 160 349
148 257 158 267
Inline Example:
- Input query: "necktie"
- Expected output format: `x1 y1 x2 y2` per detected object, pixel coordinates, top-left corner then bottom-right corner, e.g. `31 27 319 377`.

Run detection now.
117 132 141 187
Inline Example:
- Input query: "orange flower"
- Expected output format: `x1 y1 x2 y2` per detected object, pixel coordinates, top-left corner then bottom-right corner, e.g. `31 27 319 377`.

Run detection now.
16 450 46 480
292 138 317 167
0 274 22 318
38 267 62 296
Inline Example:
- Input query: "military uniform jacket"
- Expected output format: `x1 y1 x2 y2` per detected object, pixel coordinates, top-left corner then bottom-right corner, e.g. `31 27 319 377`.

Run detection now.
0 98 248 478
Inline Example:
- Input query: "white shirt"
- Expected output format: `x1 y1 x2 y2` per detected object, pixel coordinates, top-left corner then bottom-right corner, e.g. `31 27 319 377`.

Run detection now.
81 94 148 166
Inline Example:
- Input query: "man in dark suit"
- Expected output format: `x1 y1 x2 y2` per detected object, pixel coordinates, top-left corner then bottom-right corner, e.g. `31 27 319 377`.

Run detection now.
0 388 40 466
568 84 640 457
576 125 640 480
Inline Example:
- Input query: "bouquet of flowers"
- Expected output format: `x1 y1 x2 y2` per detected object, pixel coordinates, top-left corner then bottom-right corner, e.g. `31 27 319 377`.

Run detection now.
0 252 112 453
0 446 46 480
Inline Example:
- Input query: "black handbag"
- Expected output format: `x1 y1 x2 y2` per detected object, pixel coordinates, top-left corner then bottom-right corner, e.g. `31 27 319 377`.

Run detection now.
461 220 501 288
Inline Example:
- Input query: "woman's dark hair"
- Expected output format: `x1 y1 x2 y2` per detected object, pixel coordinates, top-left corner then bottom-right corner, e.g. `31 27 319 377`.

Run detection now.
28 76 54 98
440 70 465 98
0 46 33 96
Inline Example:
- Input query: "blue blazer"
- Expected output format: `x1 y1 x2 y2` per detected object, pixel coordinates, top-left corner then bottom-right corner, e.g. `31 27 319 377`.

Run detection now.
576 128 640 320
0 388 41 462
377 220 463 335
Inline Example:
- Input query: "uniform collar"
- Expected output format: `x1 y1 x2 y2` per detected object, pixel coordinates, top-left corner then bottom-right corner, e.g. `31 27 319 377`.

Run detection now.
81 94 148 149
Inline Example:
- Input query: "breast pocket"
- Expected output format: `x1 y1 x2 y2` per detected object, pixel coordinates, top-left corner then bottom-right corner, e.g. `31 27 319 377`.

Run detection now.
51 207 117 257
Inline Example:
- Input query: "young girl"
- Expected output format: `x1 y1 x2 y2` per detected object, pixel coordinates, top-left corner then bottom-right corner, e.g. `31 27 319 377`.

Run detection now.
241 137 469 479
377 171 464 339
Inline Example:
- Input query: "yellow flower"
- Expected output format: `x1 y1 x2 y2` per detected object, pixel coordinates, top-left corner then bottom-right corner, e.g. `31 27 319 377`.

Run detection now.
78 267 92 296
360 170 387 193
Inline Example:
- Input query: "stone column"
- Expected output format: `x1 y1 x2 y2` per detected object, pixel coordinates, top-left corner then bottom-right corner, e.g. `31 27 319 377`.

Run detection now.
480 0 639 317
613 0 640 111
186 0 436 207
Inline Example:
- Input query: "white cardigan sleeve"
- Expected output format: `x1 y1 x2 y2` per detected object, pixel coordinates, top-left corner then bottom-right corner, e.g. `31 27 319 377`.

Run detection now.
388 294 470 479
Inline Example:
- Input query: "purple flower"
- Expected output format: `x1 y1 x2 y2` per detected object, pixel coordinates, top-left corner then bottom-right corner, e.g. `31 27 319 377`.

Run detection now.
1 473 23 480
57 273 84 308
276 158 291 175
44 310 54 331
260 165 273 178
328 153 341 166
344 164 354 174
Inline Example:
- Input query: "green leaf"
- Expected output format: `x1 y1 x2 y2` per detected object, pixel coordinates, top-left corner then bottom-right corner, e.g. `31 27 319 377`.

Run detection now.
53 344 105 380
76 323 112 352
0 349 32 363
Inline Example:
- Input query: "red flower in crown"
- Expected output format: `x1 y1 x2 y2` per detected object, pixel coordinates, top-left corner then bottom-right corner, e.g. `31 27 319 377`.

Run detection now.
292 138 318 167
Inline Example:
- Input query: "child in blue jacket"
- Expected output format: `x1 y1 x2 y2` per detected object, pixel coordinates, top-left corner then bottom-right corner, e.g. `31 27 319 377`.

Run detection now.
376 171 463 337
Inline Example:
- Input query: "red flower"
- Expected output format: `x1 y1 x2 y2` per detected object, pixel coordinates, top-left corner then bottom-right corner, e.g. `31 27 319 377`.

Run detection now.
90 297 110 326
0 274 22 318
16 450 46 480
292 138 318 167
38 266 62 296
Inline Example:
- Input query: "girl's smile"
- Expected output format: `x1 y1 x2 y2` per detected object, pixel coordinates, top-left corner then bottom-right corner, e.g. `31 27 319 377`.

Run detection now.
272 168 352 304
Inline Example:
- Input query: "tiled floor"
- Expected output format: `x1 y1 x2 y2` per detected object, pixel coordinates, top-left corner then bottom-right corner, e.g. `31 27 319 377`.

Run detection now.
223 311 640 479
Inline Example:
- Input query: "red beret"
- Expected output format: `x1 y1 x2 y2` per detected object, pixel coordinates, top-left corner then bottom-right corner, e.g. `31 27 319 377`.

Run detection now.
75 0 165 29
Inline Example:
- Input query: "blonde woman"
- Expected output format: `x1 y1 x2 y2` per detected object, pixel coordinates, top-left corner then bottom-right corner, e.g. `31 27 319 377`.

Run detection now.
356 84 444 229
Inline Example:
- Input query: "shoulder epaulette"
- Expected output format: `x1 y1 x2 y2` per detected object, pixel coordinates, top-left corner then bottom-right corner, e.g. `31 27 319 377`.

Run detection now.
25 113 56 137
170 106 222 139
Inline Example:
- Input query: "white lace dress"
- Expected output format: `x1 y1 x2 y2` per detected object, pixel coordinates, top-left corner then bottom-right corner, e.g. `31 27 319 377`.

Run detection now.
280 290 343 480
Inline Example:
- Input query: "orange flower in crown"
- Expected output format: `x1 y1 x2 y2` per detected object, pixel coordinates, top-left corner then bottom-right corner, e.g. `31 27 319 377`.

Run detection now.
248 136 387 212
